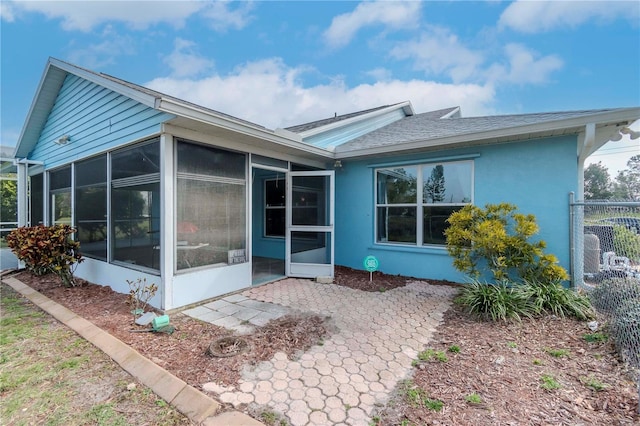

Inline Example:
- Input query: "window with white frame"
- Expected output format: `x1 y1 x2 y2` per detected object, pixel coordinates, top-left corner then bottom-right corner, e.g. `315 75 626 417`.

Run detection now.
264 177 285 238
376 160 473 246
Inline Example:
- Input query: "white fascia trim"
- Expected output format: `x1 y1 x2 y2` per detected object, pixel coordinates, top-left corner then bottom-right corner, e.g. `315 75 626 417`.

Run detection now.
49 58 158 108
15 61 59 152
298 101 414 139
336 107 640 159
14 158 45 165
157 99 335 159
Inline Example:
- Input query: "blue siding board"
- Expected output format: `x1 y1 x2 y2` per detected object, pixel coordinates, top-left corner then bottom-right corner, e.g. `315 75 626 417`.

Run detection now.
41 90 126 142
334 136 578 283
46 85 115 128
29 75 174 167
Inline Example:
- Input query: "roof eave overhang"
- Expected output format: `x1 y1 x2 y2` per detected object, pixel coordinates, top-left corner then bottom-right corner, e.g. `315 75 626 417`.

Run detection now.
49 58 159 107
335 107 640 160
158 98 334 160
15 58 160 158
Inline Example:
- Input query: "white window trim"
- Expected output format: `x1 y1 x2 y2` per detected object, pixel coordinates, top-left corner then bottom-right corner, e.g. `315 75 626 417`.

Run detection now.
374 159 474 247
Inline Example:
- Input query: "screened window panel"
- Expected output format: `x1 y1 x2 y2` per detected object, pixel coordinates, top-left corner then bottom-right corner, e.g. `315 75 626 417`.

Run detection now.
176 141 246 270
76 155 107 260
291 176 329 227
111 140 160 180
49 166 71 190
30 173 44 226
111 185 160 269
177 141 245 179
111 140 161 270
49 167 71 226
291 231 331 264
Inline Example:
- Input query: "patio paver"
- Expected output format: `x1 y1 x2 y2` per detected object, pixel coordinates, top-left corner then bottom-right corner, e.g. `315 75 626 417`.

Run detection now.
197 278 456 426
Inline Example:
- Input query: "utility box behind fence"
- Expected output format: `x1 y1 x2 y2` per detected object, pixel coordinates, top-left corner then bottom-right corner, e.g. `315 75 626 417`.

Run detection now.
583 232 600 275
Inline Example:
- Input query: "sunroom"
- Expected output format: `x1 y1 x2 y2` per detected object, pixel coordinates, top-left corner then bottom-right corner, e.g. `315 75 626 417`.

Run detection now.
14 58 336 311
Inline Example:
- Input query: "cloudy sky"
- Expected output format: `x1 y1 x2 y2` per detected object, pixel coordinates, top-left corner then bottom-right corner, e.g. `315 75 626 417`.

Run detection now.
1 0 639 173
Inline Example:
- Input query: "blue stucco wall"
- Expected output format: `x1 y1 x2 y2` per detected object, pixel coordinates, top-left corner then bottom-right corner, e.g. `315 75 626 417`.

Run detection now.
334 135 578 283
29 74 174 168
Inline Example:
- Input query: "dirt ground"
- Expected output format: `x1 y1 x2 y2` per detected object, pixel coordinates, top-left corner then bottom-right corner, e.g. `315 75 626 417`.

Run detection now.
4 266 639 425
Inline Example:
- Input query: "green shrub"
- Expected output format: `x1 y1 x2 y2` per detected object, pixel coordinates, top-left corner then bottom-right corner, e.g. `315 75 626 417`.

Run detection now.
6 225 83 287
445 203 568 284
455 280 532 322
523 279 594 320
612 225 640 263
457 278 594 322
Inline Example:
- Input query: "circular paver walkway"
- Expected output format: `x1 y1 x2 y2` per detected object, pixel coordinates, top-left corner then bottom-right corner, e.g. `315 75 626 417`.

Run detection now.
212 278 456 426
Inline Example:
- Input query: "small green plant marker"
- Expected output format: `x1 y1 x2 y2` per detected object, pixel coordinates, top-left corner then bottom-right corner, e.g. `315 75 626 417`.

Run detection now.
507 341 517 348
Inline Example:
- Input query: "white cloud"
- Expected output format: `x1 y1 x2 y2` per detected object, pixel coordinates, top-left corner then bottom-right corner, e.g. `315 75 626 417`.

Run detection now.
145 58 496 129
0 1 16 22
499 0 639 33
365 67 393 82
389 26 485 83
163 38 215 78
3 0 237 32
323 1 421 49
67 26 136 69
202 0 254 32
485 43 563 85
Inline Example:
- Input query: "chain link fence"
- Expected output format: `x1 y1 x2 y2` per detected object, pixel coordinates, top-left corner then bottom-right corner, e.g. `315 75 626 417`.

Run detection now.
570 195 640 412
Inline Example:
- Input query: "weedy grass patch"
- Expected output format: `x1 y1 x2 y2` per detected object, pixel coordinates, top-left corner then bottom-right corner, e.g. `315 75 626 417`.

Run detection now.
540 374 561 390
0 283 188 426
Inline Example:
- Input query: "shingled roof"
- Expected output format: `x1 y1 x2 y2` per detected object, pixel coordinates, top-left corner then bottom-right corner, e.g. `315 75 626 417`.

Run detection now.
334 108 636 156
285 104 399 133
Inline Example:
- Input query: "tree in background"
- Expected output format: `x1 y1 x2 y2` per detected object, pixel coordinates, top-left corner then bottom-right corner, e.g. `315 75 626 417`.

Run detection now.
584 162 613 200
612 155 640 201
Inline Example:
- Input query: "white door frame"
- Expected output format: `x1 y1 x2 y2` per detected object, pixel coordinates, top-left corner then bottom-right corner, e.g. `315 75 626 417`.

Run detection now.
286 170 335 278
